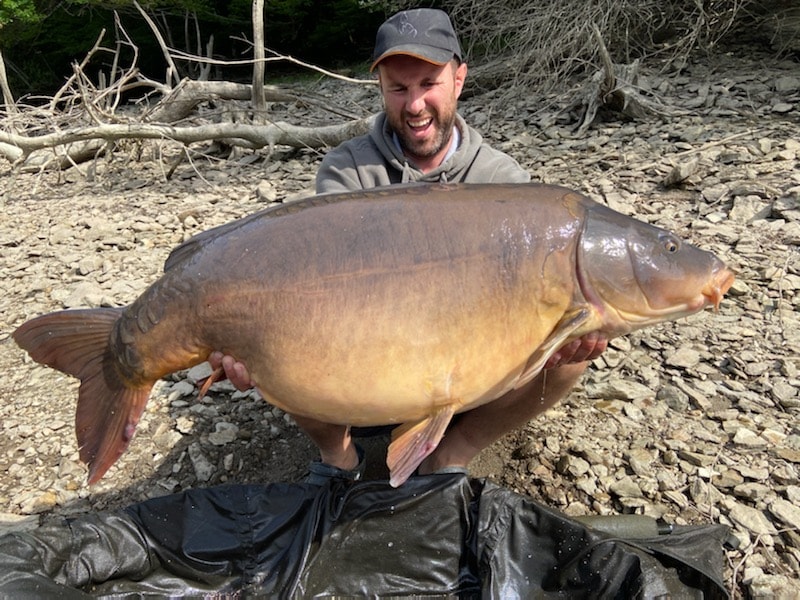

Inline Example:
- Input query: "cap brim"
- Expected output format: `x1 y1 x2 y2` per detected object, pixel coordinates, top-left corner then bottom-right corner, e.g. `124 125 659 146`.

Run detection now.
370 45 454 72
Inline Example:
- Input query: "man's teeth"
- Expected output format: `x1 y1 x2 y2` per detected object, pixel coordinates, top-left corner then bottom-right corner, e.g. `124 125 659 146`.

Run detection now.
408 118 432 128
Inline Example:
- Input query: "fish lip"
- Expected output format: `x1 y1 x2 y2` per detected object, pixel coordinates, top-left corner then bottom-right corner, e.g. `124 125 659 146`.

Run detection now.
703 267 735 311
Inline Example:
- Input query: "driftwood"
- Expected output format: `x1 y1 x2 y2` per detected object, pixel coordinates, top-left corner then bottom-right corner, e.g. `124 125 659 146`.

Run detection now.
567 24 677 136
0 76 374 172
0 6 376 174
143 79 364 124
0 116 376 172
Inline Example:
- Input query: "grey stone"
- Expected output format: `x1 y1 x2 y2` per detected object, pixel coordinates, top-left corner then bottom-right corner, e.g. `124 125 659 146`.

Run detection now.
188 442 215 482
774 76 800 93
665 346 701 369
733 427 768 447
208 422 239 446
728 502 778 535
769 498 800 530
585 380 654 401
610 476 644 498
657 384 690 411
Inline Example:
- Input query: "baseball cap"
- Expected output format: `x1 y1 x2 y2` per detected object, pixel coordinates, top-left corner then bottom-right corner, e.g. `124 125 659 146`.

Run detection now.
370 9 463 71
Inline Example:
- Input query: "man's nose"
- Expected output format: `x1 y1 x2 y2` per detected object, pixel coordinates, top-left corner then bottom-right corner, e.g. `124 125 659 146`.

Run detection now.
405 90 427 115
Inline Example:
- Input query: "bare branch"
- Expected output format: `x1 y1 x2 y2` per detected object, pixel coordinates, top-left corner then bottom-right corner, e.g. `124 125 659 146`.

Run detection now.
0 49 16 112
251 0 267 124
134 0 181 87
50 29 109 111
144 79 365 124
0 116 377 170
229 37 376 85
0 6 378 174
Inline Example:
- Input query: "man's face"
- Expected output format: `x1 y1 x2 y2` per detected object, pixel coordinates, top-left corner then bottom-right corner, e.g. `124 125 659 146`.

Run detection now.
377 55 467 171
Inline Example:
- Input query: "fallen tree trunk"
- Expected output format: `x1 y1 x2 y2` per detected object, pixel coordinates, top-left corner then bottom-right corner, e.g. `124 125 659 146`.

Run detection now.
143 79 364 124
0 6 376 174
0 115 376 172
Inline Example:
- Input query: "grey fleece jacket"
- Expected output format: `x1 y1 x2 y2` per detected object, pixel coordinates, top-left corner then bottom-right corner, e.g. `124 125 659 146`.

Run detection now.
316 112 530 194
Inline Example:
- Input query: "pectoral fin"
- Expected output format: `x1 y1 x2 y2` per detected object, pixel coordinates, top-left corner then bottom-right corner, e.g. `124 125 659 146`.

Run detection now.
387 405 456 487
514 307 592 390
197 366 224 399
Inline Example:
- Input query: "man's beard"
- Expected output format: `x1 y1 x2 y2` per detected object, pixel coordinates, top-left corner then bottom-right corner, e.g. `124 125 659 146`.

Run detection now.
390 109 457 160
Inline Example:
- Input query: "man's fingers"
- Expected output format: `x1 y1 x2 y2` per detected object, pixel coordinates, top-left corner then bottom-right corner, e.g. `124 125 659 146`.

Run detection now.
545 333 609 369
222 355 254 391
208 351 224 369
206 352 254 390
585 334 608 361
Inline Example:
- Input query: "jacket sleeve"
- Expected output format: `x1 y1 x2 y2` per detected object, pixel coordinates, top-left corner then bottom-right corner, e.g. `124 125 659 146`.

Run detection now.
468 145 531 184
316 145 367 194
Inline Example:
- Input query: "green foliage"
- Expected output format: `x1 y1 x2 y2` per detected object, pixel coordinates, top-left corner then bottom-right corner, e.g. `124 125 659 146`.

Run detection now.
66 0 216 17
0 0 41 28
1 0 386 96
4 0 47 29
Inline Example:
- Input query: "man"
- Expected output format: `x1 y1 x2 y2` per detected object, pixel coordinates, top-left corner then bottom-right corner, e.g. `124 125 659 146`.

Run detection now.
211 8 606 483
314 9 528 192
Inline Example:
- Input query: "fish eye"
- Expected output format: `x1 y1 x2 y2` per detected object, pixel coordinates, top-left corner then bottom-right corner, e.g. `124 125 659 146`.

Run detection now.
661 235 680 254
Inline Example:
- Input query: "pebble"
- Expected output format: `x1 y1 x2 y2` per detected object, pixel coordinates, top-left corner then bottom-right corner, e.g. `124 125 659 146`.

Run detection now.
769 498 800 531
728 502 778 536
584 380 654 401
733 482 771 501
186 362 214 383
17 491 59 515
609 477 644 499
656 384 690 411
747 574 800 599
208 422 239 446
187 443 215 482
774 76 800 93
665 346 701 369
733 428 768 447
556 454 591 478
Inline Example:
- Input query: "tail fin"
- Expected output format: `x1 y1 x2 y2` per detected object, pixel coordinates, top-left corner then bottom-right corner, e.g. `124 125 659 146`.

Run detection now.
13 309 152 484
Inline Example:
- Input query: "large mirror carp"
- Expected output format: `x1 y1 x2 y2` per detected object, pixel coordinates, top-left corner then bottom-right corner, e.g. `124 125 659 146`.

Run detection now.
13 183 734 486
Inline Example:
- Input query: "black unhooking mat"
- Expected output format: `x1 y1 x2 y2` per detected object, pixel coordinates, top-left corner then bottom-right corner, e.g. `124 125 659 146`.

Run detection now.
0 473 731 598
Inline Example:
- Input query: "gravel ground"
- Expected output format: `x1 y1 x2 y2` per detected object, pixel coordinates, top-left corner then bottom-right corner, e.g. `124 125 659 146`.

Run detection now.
1 47 799 597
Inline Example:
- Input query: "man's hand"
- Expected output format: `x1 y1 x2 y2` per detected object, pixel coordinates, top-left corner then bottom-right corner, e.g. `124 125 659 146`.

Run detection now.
544 331 607 369
208 351 254 391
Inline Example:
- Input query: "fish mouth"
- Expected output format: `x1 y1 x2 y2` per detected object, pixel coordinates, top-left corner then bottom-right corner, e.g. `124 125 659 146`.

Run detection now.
703 267 735 311
603 265 736 330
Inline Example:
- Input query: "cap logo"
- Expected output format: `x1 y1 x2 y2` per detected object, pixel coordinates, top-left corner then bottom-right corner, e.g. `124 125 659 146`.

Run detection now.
399 18 418 37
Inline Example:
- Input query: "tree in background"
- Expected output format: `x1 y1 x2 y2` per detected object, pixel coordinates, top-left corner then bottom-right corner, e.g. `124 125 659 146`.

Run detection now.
1 0 385 97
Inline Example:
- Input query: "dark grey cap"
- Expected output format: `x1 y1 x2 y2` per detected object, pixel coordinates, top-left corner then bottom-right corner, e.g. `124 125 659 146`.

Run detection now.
371 9 462 71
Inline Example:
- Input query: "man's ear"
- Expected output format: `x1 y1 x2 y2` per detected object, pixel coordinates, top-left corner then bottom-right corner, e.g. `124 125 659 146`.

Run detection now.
376 70 387 107
454 61 468 97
